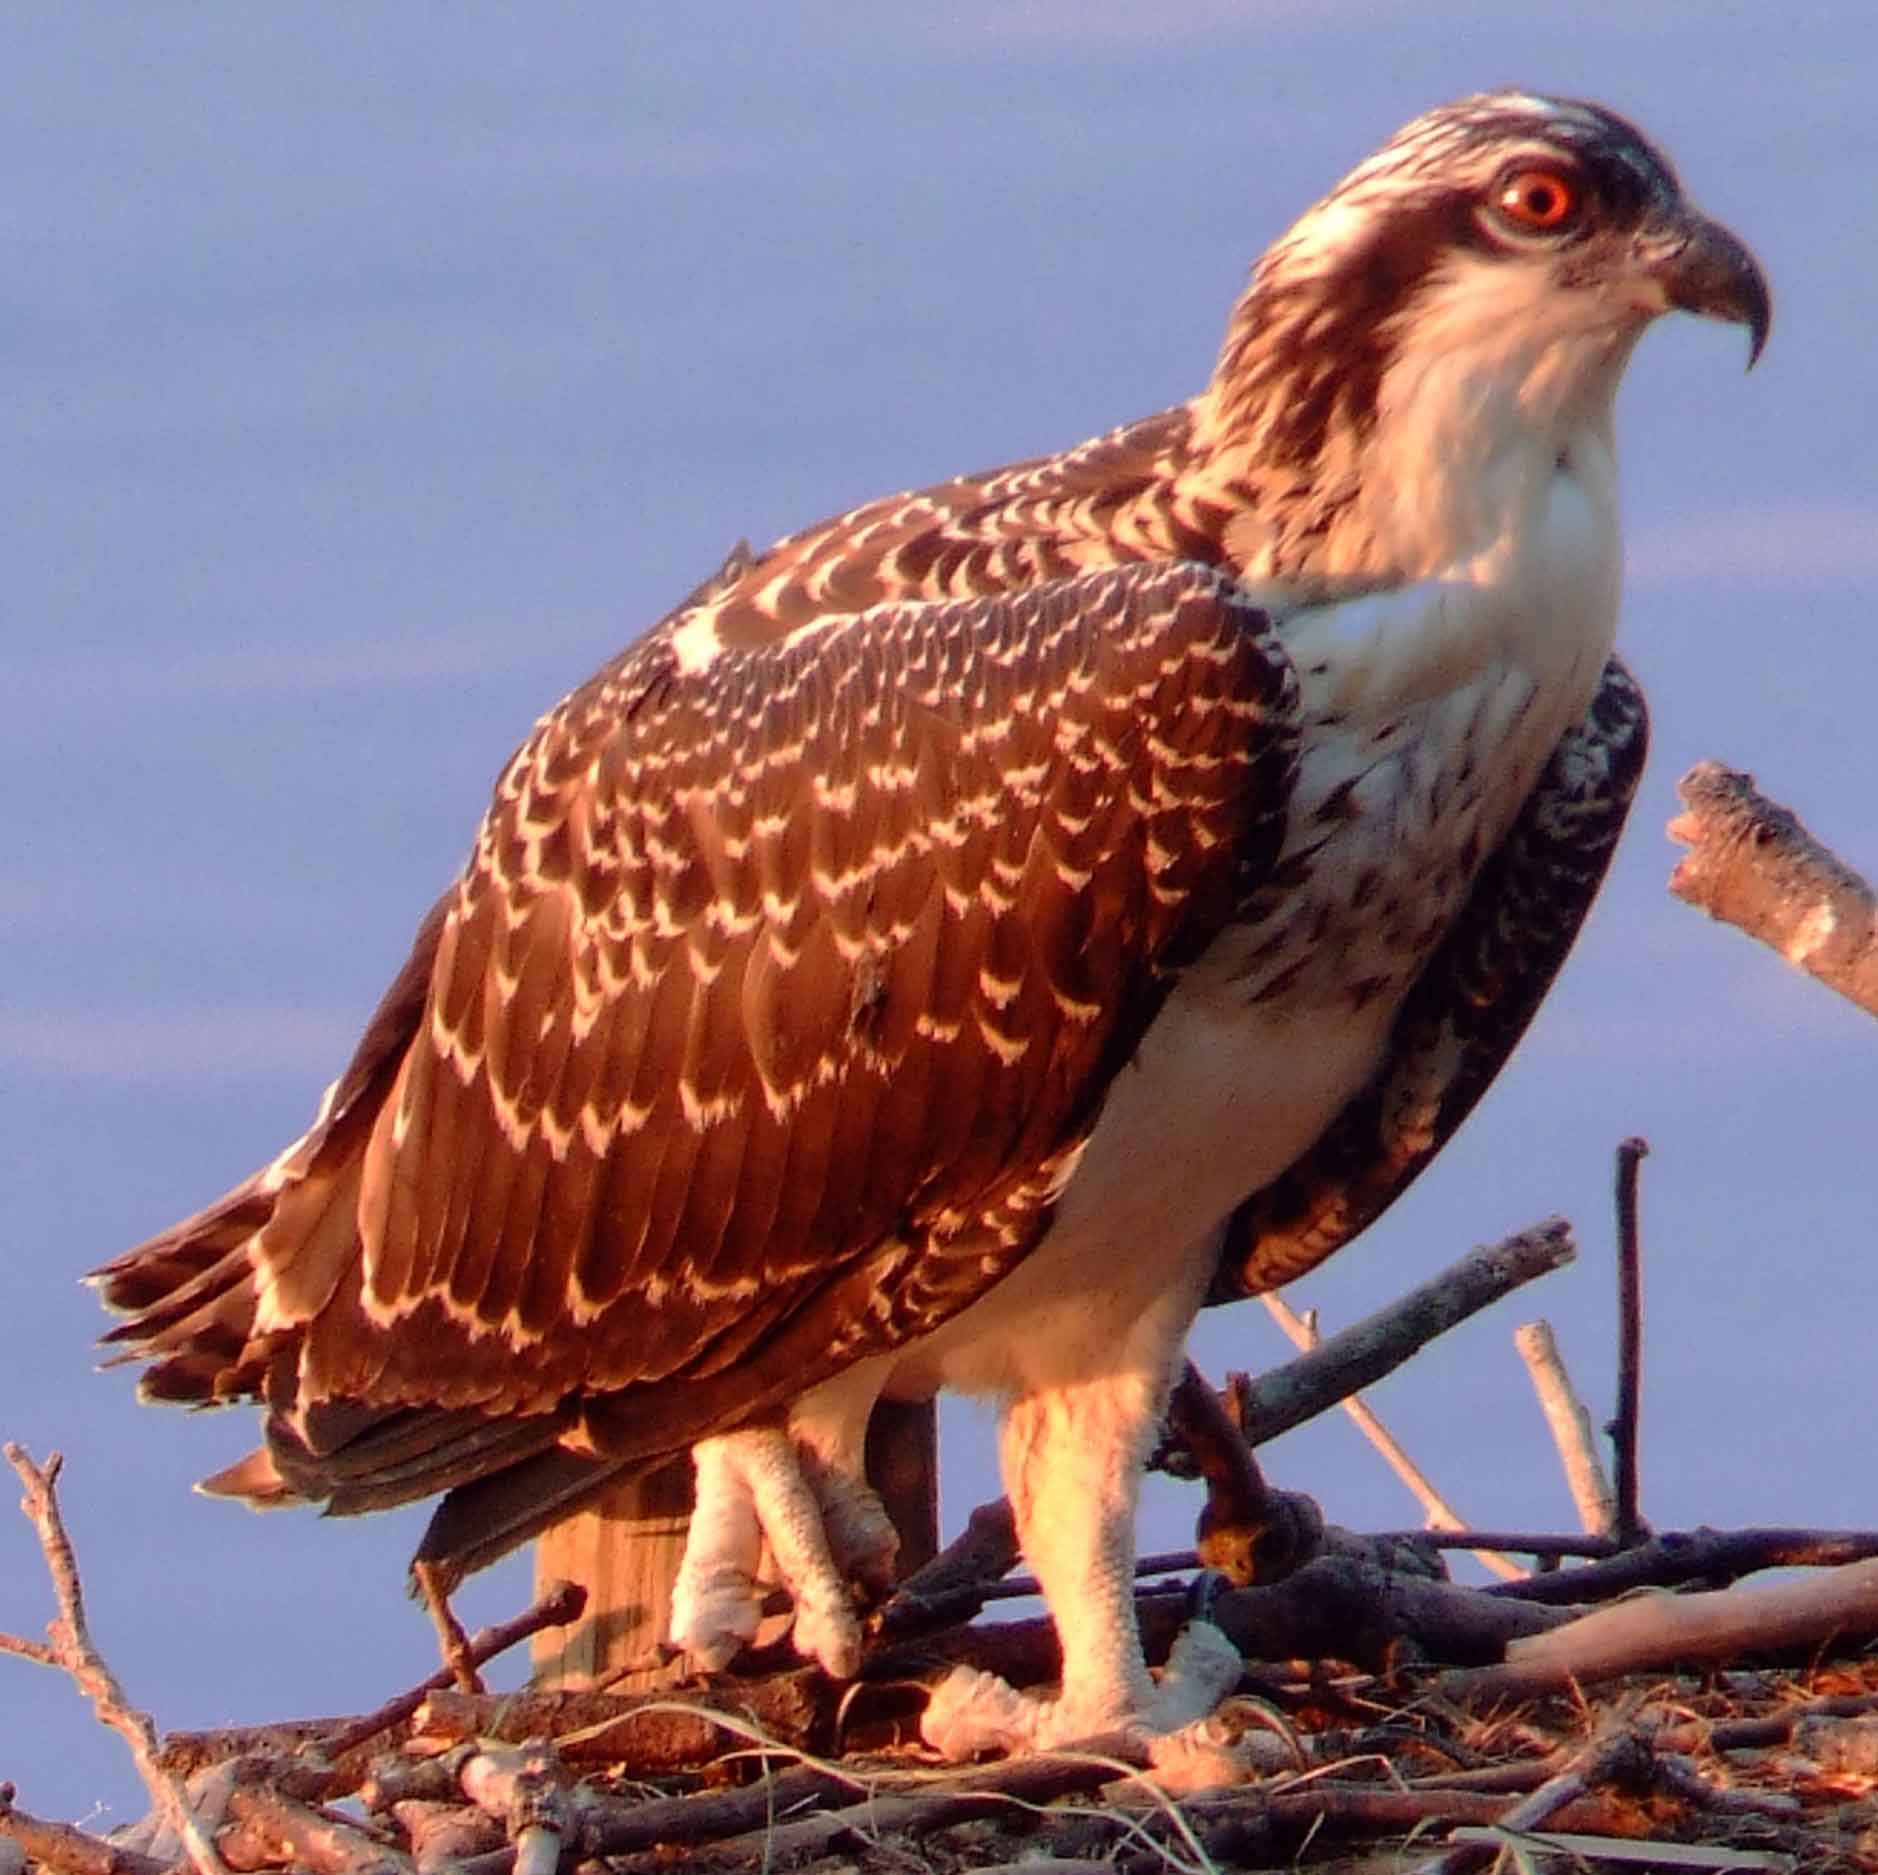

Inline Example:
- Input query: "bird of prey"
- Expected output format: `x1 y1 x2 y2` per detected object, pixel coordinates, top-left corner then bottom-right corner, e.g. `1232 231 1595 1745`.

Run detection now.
95 91 1767 1758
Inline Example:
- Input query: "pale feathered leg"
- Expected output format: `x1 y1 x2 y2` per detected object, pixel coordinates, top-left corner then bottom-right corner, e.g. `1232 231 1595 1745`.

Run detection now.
921 1392 1246 1764
920 1249 1245 1767
1003 1372 1163 1736
922 1371 1161 1755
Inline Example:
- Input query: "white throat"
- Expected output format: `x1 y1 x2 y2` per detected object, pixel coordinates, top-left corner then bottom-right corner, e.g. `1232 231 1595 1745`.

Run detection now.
1345 257 1645 586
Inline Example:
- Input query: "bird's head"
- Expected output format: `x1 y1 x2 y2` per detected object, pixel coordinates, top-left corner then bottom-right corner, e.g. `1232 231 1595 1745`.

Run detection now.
1200 92 1770 585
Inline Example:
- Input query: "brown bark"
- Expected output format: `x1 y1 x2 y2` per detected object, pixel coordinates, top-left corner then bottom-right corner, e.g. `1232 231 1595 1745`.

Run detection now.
571 1766 860 1858
389 1800 502 1874
0 1795 168 1875
411 1671 833 1768
712 1768 1644 1871
156 1579 588 1799
1484 1524 1878 1606
1450 1554 1878 1701
872 1554 1572 1697
864 1398 940 1573
707 1752 1154 1864
218 1787 412 1875
1668 759 1878 1019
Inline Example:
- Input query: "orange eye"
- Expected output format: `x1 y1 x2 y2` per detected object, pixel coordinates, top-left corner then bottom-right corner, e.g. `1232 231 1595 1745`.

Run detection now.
1495 169 1581 231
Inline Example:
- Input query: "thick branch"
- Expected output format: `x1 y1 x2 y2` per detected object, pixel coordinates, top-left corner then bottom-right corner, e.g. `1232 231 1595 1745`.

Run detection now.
410 1672 831 1769
0 1792 167 1875
457 1744 569 1875
1484 1524 1878 1605
709 1752 1151 1863
1423 1689 1878 1793
155 1580 588 1801
219 1787 412 1875
1236 1219 1575 1444
1373 1528 1619 1558
570 1766 859 1859
1449 1554 1878 1701
878 1555 1570 1694
1204 1555 1569 1669
1668 760 1878 1019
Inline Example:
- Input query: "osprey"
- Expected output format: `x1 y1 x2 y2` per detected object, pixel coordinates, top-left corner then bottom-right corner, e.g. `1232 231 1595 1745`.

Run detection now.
96 92 1767 1756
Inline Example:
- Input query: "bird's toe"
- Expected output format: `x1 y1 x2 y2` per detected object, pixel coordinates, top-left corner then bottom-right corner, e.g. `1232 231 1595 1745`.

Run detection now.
668 1559 765 1671
919 1665 1043 1759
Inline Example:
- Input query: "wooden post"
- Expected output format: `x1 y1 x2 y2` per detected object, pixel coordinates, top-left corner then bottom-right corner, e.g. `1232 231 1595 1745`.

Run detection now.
531 1458 692 1690
530 1403 939 1690
865 1398 941 1575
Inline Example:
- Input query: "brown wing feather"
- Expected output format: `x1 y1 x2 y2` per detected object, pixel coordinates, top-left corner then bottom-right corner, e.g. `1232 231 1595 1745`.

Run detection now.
97 557 1296 1547
356 564 1292 1408
1210 654 1649 1300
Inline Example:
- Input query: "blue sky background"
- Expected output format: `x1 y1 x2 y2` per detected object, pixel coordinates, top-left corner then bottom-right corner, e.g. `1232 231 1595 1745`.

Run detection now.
5 2 1875 1826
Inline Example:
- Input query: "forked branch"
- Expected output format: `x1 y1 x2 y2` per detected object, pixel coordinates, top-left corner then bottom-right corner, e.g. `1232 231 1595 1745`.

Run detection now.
1 1444 229 1875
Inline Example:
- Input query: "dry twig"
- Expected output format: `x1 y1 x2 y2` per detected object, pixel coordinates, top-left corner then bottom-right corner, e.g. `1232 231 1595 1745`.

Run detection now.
1260 1291 1524 1580
317 1577 586 1763
1413 1727 1654 1875
2 1445 229 1875
1515 1319 1617 1537
1610 1136 1651 1546
1236 1219 1575 1444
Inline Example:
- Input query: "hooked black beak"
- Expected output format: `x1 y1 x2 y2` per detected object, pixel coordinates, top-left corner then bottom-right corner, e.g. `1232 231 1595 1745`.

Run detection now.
1646 210 1772 367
